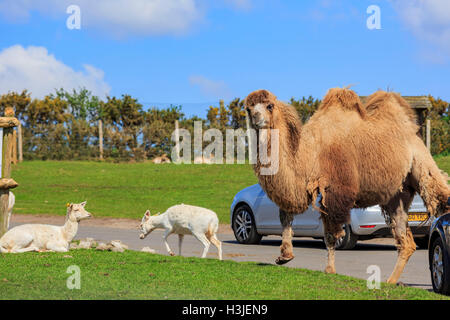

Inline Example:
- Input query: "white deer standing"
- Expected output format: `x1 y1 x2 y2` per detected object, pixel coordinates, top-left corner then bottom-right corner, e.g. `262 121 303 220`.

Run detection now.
139 204 222 260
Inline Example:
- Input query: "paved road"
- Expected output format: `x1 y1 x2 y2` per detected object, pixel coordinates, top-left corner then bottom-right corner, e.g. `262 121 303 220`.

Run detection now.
72 225 432 291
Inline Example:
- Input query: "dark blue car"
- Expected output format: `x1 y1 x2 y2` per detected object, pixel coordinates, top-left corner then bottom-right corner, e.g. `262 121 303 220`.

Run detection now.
429 201 450 295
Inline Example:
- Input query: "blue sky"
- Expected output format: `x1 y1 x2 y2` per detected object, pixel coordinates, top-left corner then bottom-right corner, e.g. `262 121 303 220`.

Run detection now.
0 0 449 117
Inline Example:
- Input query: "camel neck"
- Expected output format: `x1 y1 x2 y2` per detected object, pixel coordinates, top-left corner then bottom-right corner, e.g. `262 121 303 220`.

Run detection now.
254 108 311 213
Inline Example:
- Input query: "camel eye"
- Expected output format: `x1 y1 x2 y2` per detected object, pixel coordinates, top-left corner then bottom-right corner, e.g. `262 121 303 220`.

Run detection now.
267 104 274 111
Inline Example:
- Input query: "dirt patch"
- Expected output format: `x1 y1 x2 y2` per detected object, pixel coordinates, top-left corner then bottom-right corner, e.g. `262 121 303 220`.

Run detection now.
11 214 234 234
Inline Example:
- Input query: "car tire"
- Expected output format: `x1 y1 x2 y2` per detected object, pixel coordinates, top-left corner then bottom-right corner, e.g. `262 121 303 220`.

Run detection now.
334 224 358 250
414 236 429 250
232 204 262 245
430 236 450 295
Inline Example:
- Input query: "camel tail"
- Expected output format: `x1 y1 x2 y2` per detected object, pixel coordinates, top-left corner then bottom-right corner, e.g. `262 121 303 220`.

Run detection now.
411 140 450 217
319 87 366 119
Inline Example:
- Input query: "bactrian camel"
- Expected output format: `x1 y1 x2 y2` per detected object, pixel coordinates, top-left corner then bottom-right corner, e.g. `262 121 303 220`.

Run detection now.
244 88 449 284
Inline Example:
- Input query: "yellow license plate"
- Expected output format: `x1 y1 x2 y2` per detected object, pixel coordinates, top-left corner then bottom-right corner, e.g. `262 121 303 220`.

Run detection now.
408 213 428 222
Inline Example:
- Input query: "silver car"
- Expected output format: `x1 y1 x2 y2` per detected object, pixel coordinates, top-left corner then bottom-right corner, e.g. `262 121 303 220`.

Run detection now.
230 184 431 250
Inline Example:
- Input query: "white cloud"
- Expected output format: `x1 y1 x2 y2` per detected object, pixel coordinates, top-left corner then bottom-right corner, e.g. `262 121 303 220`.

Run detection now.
0 0 253 37
0 0 204 37
0 45 110 98
391 0 450 57
189 75 231 99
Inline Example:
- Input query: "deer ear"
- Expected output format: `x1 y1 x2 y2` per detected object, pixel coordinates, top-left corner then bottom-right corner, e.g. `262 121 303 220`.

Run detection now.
80 201 87 207
145 210 151 217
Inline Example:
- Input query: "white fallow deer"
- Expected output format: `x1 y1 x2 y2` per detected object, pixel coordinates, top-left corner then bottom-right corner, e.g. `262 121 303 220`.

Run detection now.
0 201 91 253
139 204 222 260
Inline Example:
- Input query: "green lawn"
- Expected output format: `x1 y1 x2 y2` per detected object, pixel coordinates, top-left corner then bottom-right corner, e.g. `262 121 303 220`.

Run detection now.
12 161 257 223
0 250 446 300
10 156 450 223
436 154 450 175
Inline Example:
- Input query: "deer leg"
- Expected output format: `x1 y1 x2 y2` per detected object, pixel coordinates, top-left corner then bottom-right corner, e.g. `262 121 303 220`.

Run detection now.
12 245 40 253
384 189 416 284
192 232 210 258
162 229 175 256
208 234 222 260
275 209 295 265
46 241 69 252
178 234 184 256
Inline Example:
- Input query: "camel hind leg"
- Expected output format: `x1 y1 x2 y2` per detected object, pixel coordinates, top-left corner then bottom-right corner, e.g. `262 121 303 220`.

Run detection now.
275 209 294 265
383 189 416 284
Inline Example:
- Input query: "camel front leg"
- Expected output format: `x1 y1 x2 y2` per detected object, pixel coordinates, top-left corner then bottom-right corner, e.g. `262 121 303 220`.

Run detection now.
321 213 345 274
384 189 416 284
275 209 294 265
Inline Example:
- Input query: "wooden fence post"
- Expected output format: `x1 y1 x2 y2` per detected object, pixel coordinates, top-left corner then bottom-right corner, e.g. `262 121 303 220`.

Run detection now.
12 129 17 165
426 119 431 151
17 122 23 162
99 119 104 160
0 115 19 237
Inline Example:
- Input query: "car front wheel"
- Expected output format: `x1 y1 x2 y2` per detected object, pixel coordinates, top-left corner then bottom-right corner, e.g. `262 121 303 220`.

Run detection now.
326 224 358 250
430 236 450 295
232 204 262 244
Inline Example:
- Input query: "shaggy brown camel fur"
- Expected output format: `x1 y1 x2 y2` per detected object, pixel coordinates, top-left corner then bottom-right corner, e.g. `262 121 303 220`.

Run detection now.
244 88 449 284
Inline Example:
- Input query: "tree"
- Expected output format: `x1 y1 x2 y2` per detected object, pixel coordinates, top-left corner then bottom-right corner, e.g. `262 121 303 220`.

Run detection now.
143 105 184 158
290 96 321 123
101 95 144 160
428 96 449 155
0 90 32 119
228 98 246 129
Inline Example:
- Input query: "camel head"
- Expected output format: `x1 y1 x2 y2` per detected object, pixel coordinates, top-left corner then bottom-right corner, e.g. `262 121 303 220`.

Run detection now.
244 89 280 129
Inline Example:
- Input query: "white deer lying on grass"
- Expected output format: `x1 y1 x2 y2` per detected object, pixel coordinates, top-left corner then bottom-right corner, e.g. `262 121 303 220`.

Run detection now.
6 191 15 230
0 201 91 253
139 204 222 260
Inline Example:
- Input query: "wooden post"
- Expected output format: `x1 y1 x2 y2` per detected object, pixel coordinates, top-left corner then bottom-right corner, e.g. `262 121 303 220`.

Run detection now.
17 123 23 162
98 119 104 160
0 115 19 237
12 129 17 165
426 119 431 151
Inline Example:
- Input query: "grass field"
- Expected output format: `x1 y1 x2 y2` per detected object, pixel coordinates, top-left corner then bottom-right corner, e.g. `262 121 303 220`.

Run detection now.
0 249 447 300
12 161 257 223
10 156 450 224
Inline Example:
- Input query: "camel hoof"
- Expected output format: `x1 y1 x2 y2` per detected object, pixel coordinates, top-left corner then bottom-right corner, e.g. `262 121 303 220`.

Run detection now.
275 256 294 265
324 266 336 274
169 252 175 256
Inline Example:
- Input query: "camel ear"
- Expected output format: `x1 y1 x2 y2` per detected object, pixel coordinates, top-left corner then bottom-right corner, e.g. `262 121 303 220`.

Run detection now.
245 89 274 107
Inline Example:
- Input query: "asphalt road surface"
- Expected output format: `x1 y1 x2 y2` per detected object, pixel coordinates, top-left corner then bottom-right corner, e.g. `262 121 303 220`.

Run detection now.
71 225 432 291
